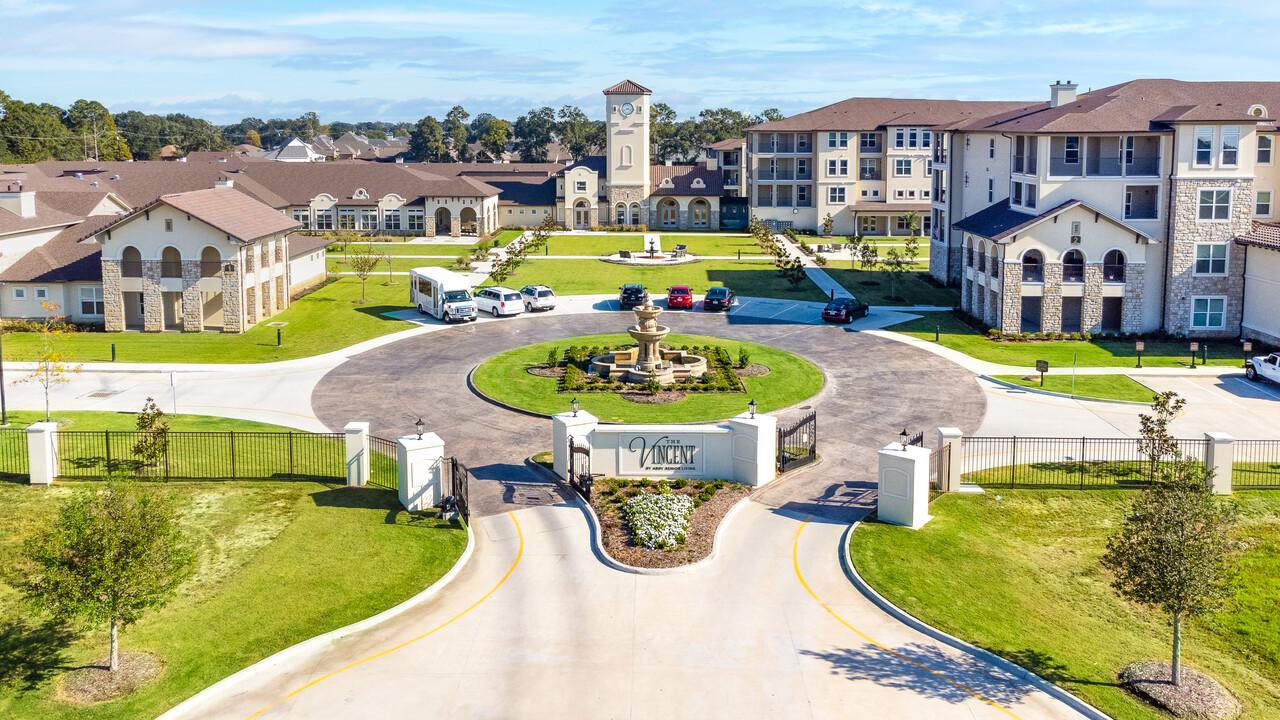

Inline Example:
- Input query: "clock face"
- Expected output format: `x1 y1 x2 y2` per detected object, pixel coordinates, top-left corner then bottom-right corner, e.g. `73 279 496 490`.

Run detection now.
621 102 634 116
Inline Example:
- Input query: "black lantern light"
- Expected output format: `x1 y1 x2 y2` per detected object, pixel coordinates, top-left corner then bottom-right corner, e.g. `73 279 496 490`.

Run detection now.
571 397 580 417
899 427 910 448
415 418 425 439
748 399 757 418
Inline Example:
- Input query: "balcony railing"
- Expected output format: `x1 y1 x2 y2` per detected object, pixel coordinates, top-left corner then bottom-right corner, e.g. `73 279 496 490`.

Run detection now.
1063 265 1085 283
1012 156 1038 175
757 171 775 181
765 142 795 153
860 143 881 154
796 171 812 181
161 261 182 278
1049 157 1084 177
1023 266 1043 283
1125 156 1160 176
1104 264 1126 283
774 170 795 181
859 171 882 181
200 261 222 278
120 260 143 277
797 197 812 208
933 148 948 163
1086 156 1123 176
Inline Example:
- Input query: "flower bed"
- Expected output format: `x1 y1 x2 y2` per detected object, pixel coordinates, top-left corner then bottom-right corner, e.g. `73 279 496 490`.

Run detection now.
589 478 749 568
556 343 747 395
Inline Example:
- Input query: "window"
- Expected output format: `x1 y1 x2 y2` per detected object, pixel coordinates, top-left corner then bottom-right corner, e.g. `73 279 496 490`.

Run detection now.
860 133 877 150
828 186 846 204
79 286 104 316
894 189 905 199
908 128 919 149
895 128 905 148
1123 136 1134 165
1025 183 1037 209
164 218 173 232
922 131 932 148
34 287 47 300
338 209 357 230
292 209 310 229
1022 250 1044 282
1063 249 1085 282
894 159 911 177
1064 136 1080 164
797 134 809 150
827 132 848 148
1258 190 1273 217
407 208 424 232
574 180 587 193
896 216 911 232
921 214 932 235
925 159 933 176
1259 135 1273 164
797 186 808 205
870 189 880 198
987 178 994 203
859 216 876 233
1195 127 1213 166
384 210 401 231
1103 250 1126 283
859 158 877 179
988 138 995 159
13 287 26 301
797 159 807 177
1191 297 1226 329
360 209 377 231
827 159 848 176
1220 127 1239 166
1198 189 1231 220
314 209 333 230
1195 243 1228 274
1011 181 1023 205
860 189 868 197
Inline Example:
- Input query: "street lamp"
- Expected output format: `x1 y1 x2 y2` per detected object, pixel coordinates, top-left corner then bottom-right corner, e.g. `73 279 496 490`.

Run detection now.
414 417 425 439
899 427 910 449
748 399 757 418
571 397 580 417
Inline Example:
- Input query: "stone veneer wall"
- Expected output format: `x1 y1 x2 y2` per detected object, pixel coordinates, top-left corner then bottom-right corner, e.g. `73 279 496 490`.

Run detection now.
960 273 972 313
929 241 947 283
221 260 243 333
102 259 125 331
1082 264 1103 334
1122 264 1146 334
245 286 257 326
450 217 461 237
142 260 164 332
1041 263 1063 333
424 217 436 237
181 260 203 332
1165 178 1252 336
1001 264 1022 334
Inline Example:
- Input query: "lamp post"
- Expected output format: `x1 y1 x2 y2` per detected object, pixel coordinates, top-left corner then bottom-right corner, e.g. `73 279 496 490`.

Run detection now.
414 418 425 439
748 399 757 419
899 427 910 449
1135 340 1144 369
1243 340 1253 368
570 397 580 417
1190 341 1199 369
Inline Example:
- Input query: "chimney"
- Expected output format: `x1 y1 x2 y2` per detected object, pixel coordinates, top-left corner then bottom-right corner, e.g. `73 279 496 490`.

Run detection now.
214 178 235 188
1050 80 1078 109
0 189 37 218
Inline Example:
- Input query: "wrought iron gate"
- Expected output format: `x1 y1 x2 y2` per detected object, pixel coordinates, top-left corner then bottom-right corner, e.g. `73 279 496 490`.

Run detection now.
929 444 950 491
449 457 470 521
569 436 593 499
777 412 817 473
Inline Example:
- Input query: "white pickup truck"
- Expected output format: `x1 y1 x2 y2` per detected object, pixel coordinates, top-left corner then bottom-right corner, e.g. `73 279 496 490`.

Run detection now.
1245 352 1280 384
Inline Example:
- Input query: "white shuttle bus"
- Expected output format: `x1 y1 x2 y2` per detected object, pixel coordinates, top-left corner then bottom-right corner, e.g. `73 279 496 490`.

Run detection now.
409 267 477 323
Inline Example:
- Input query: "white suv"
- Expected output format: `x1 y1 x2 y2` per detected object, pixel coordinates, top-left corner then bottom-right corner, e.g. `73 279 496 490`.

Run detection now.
521 284 557 312
473 287 525 317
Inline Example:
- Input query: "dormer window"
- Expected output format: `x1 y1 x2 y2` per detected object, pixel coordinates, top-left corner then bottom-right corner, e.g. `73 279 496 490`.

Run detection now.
659 177 675 188
691 178 705 188
353 188 369 199
1248 104 1267 118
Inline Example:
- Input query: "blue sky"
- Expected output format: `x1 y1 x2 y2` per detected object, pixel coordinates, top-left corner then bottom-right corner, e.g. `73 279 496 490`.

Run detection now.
3 0 1278 124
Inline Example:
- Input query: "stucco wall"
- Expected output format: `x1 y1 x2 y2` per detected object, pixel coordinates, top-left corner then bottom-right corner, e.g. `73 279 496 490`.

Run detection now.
1243 244 1280 344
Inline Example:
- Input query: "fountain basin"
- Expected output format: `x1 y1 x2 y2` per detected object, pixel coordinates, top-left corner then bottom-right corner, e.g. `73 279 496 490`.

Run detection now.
590 347 709 384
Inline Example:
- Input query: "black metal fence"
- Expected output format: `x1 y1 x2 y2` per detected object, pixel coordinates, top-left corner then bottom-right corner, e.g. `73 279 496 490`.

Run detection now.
450 457 470 521
0 428 29 480
959 436 1209 488
929 444 950 492
1233 440 1280 489
777 412 818 473
53 430 348 482
368 435 399 491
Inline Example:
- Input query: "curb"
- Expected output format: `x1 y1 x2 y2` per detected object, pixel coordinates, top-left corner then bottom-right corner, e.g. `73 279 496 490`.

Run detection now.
157 512 477 720
838 521 1114 720
981 374 1155 406
524 457 750 575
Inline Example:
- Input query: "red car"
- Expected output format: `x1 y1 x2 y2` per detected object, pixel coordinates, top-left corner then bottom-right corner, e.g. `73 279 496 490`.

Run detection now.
666 285 694 310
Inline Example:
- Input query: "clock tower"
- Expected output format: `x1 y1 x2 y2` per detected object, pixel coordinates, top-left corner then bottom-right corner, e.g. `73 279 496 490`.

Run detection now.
603 79 652 218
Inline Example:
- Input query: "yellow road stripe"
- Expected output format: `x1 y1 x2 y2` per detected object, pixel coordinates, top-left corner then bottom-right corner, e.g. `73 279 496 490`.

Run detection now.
245 511 524 720
792 519 1022 719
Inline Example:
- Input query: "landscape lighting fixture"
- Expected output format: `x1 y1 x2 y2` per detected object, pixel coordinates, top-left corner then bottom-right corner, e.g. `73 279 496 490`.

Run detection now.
899 428 910 448
415 418 425 439
571 397 580 417
748 399 757 418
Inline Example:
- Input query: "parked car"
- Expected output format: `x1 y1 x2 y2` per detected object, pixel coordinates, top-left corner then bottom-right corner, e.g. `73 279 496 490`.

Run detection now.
703 286 736 311
473 286 525 317
821 296 870 324
666 285 693 310
520 284 557 312
1245 352 1280 384
619 283 649 309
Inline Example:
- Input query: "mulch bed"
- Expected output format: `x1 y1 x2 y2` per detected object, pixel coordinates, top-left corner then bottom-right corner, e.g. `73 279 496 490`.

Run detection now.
619 389 685 404
57 651 164 705
735 363 770 378
527 365 565 378
1119 662 1241 719
589 482 748 568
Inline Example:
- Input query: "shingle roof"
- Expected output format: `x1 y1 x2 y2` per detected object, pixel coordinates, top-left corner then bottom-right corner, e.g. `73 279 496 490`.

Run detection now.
603 79 652 95
159 188 301 242
1238 220 1280 251
952 198 1151 242
706 138 745 151
559 156 607 178
0 214 115 283
748 98 1035 133
649 165 722 196
286 233 332 260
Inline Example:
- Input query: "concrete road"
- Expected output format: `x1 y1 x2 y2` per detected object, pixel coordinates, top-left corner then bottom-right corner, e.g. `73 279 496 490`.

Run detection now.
165 502 1088 720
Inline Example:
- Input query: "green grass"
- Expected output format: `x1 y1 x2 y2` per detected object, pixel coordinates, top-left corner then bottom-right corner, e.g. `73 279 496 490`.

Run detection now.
1 277 416 364
328 257 455 274
471 333 824 423
890 313 1250 368
849 489 1280 720
479 258 828 302
991 374 1159 402
333 243 481 256
823 266 955 306
493 230 524 245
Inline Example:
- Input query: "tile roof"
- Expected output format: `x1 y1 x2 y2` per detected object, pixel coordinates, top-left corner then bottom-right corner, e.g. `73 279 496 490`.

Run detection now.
0 214 114 283
748 98 1035 133
603 79 652 95
1238 220 1280 251
649 165 722 196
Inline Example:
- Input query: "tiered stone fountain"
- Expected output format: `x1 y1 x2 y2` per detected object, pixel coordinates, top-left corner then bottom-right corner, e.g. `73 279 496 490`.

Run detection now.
590 302 708 384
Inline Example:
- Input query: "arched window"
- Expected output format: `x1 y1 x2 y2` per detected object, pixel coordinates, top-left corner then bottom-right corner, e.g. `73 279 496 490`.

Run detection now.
1063 249 1085 282
616 203 627 225
965 238 973 267
630 203 641 226
1103 250 1126 283
691 199 709 227
977 241 987 272
1022 249 1044 282
121 246 142 277
161 246 182 278
989 247 999 278
621 144 633 166
200 246 222 278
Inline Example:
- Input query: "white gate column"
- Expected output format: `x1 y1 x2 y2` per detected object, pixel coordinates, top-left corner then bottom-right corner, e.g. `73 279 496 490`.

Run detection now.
727 412 778 487
344 422 369 486
1203 432 1234 496
552 410 598 481
398 433 446 512
876 443 932 529
27 421 58 485
936 427 963 493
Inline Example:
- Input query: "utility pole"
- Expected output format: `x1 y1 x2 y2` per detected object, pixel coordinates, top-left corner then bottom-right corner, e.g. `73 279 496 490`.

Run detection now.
91 114 100 161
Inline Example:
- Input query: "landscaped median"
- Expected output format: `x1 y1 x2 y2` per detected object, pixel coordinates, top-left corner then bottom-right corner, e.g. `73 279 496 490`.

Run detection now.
591 478 747 568
989 374 1159 403
0 411 468 720
848 489 1280 720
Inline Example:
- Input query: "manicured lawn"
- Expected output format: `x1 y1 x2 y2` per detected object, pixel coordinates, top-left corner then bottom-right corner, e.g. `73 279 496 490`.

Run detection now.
824 266 958 306
1 278 416 364
329 256 456 274
889 312 1250 368
335 243 481 256
479 258 828 302
849 489 1280 720
471 333 824 423
0 480 466 720
493 229 525 245
991 374 1159 403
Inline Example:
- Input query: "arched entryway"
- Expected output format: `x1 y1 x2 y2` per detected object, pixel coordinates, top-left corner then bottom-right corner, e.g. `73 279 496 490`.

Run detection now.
657 198 679 228
435 207 452 234
460 207 478 236
573 200 590 229
690 199 709 228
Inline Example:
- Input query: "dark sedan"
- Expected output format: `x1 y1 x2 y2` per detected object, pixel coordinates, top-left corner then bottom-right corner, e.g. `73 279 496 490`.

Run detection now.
618 283 649 309
821 296 869 324
703 286 736 311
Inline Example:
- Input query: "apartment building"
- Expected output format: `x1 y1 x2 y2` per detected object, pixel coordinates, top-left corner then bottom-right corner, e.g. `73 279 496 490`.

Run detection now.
933 80 1280 338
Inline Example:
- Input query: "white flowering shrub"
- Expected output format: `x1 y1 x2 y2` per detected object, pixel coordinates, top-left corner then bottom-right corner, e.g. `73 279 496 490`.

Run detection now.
625 492 694 549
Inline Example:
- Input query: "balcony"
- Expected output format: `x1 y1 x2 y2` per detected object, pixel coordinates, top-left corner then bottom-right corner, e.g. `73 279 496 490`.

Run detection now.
161 261 182 278
1023 265 1043 283
1012 155 1038 175
1086 155 1123 177
1049 157 1084 177
859 170 882 181
859 142 882 154
121 260 143 277
200 261 222 278
1125 156 1160 176
756 170 775 181
797 196 812 208
933 148 948 164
